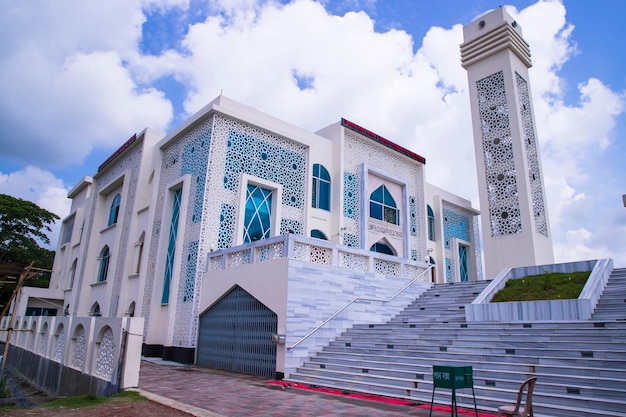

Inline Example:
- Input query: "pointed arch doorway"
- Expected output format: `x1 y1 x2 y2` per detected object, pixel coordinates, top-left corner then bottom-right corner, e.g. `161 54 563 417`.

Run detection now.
197 285 277 378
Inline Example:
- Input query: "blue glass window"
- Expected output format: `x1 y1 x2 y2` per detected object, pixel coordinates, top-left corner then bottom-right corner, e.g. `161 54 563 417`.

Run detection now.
369 185 399 225
310 229 328 240
243 185 272 243
427 205 435 241
108 193 121 226
370 241 395 255
69 258 77 289
312 164 331 211
97 246 110 282
162 188 182 304
459 245 469 282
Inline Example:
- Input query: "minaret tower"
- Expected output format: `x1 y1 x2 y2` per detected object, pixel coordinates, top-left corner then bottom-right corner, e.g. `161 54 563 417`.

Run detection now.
461 7 554 279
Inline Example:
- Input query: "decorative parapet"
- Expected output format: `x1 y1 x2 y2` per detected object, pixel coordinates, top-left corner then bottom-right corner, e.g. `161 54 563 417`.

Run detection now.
205 233 428 279
466 259 614 322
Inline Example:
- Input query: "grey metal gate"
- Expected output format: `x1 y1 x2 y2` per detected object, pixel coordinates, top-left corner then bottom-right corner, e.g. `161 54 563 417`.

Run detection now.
197 285 277 378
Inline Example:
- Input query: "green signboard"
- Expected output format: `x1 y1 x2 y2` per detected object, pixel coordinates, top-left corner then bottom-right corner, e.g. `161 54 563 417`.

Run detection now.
433 365 474 389
430 365 477 417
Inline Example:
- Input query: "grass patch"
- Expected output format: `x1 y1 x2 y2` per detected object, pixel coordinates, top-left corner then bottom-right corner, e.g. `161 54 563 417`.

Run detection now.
113 390 148 401
42 394 107 409
491 271 590 302
41 390 146 409
0 375 9 399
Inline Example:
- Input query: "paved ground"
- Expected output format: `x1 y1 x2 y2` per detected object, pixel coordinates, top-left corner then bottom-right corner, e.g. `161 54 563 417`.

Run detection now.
138 359 497 417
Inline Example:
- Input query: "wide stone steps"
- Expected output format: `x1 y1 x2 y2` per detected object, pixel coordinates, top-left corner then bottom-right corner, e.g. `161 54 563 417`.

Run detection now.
343 330 626 341
296 361 626 401
319 345 626 371
336 330 626 340
291 368 625 416
326 341 626 361
301 359 626 390
305 356 625 388
293 361 626 416
287 274 626 417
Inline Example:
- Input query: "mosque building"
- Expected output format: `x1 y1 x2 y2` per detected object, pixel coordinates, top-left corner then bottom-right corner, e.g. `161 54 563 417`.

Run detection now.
17 7 551 379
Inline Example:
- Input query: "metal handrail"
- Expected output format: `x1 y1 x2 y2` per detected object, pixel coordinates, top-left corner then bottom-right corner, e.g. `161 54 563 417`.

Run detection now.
286 264 434 350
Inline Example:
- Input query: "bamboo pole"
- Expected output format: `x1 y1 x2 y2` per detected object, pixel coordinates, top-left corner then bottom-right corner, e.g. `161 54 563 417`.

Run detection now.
1 262 35 370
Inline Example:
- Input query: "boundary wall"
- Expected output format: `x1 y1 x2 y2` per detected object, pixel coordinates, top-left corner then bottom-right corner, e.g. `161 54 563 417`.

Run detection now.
0 316 144 397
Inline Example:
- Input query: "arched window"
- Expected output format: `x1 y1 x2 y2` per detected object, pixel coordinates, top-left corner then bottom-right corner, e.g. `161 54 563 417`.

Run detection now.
243 184 272 243
68 258 77 289
312 164 331 211
310 229 328 240
369 185 398 225
91 302 101 317
108 193 121 226
127 301 136 317
427 205 435 241
97 246 110 282
370 241 395 256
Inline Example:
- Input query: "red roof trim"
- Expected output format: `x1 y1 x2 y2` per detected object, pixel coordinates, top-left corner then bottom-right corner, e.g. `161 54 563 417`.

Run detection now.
98 134 138 172
341 119 426 164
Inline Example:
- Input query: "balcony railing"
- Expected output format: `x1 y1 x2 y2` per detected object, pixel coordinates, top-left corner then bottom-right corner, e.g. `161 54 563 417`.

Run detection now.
205 234 429 280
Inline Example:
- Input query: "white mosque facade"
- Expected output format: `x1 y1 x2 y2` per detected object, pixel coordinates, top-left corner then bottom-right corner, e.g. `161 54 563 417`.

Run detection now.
16 7 553 379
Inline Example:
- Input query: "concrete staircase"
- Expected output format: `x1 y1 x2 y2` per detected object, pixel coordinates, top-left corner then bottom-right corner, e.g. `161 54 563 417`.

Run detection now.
288 274 626 417
592 268 626 321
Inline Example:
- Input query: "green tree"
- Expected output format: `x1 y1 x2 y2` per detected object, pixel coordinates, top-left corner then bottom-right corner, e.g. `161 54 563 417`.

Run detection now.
0 193 59 267
0 193 59 297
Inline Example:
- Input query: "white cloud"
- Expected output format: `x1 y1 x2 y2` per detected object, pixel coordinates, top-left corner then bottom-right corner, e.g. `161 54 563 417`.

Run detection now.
510 0 575 99
136 0 479 200
503 2 626 267
555 226 626 267
142 0 190 12
0 0 173 169
1 0 624 268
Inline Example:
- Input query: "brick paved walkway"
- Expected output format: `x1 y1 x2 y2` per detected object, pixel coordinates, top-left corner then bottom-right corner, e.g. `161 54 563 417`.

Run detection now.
138 359 496 417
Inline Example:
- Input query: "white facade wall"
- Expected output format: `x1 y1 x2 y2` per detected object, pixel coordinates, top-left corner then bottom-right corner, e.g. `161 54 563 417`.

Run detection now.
425 183 483 283
24 94 481 371
53 177 93 317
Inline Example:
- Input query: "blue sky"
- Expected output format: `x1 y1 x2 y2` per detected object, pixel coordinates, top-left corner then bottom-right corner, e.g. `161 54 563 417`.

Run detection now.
1 0 624 267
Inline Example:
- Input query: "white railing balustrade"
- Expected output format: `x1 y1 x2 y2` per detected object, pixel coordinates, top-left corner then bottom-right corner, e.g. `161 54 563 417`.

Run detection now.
206 234 429 280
